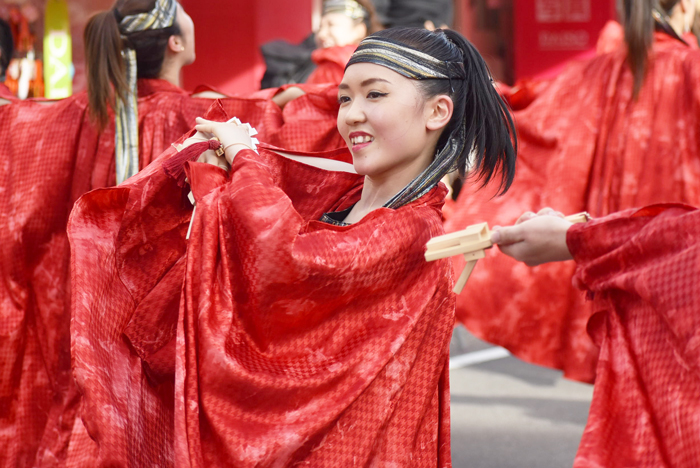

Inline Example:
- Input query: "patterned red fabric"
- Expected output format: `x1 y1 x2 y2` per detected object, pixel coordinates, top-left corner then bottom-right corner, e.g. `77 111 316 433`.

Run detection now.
567 204 700 467
0 79 346 468
444 32 700 383
306 45 356 85
67 115 454 466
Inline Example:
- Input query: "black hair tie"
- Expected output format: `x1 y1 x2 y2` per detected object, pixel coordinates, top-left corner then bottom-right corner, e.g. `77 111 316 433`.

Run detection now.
112 8 124 23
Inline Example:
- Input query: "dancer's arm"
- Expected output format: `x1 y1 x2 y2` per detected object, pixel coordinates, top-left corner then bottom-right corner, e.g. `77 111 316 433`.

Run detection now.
193 117 356 174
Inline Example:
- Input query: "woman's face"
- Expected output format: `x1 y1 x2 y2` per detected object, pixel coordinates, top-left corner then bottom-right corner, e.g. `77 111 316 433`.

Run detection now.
316 13 367 48
337 63 441 182
176 3 196 65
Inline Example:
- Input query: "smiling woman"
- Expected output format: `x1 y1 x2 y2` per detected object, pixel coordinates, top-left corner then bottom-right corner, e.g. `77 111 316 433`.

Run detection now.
67 27 516 466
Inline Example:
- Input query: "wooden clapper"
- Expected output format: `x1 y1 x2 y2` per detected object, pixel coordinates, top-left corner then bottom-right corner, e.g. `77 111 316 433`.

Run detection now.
425 212 590 294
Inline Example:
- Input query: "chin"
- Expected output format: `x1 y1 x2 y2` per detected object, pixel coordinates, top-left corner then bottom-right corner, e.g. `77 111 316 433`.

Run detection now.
350 161 371 176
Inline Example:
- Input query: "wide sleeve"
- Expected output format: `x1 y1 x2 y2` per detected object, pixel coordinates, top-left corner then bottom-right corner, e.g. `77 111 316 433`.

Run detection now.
566 204 700 468
176 152 455 467
184 149 447 343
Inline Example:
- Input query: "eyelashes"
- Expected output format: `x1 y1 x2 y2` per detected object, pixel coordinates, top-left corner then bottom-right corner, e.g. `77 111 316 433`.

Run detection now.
337 91 388 104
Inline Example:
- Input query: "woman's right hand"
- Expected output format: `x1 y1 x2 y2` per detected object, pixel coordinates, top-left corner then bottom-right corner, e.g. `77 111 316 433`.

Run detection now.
490 208 574 266
179 129 230 171
194 117 254 165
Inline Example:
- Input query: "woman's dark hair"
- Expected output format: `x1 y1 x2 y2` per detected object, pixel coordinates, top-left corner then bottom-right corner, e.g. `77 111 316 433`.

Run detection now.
622 0 681 96
0 17 13 79
85 0 182 128
369 27 517 194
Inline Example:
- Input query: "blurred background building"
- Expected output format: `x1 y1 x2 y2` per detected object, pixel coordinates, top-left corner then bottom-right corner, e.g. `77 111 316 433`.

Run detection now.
0 0 617 98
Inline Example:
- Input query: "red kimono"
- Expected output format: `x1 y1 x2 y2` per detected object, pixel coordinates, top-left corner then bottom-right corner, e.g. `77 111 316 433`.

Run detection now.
67 109 454 466
306 45 356 85
444 31 700 383
568 204 700 467
0 79 345 468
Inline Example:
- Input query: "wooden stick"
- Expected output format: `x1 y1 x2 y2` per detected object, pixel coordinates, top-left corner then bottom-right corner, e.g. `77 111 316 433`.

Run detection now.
453 259 478 294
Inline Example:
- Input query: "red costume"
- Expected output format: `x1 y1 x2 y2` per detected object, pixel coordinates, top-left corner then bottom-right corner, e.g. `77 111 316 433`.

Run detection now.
67 105 454 465
306 45 356 85
444 31 700 382
568 204 700 467
0 79 345 467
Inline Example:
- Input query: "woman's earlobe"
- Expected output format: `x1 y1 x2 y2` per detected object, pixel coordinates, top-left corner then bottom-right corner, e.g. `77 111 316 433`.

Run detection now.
426 95 454 131
168 35 182 53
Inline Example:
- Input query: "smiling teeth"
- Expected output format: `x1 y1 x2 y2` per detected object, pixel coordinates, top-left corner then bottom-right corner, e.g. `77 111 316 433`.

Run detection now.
351 136 374 145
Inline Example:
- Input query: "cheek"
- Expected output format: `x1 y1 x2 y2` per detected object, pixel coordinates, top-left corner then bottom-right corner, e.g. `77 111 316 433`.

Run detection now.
368 108 417 144
336 111 351 142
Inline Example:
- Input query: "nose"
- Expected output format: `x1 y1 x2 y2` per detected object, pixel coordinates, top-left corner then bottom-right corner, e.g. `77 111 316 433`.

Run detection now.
317 25 329 45
342 98 366 127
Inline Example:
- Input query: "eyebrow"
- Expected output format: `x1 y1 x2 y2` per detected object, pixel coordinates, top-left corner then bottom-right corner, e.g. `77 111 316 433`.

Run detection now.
338 78 391 90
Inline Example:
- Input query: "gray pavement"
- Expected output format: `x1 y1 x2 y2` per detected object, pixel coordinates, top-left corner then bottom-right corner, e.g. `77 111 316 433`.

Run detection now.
449 325 593 468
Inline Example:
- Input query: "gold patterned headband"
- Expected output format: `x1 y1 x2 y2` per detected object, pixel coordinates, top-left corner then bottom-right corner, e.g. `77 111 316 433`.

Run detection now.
346 36 466 81
323 0 367 21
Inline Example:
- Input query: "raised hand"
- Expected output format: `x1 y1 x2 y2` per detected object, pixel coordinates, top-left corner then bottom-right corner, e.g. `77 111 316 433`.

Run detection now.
194 117 255 164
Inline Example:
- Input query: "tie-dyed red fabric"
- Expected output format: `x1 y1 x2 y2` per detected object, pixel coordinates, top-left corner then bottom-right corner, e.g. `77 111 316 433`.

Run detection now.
67 131 454 466
444 32 700 383
0 79 345 468
567 204 700 467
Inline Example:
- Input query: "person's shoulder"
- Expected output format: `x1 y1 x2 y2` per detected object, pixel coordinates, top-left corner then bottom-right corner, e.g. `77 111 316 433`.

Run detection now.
399 186 448 235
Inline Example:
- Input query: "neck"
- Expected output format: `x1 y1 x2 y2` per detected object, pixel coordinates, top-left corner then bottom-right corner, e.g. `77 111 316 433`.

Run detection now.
667 6 687 37
345 152 433 224
157 56 182 88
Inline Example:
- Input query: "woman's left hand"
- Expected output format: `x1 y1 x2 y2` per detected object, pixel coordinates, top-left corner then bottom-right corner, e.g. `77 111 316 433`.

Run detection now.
194 117 254 165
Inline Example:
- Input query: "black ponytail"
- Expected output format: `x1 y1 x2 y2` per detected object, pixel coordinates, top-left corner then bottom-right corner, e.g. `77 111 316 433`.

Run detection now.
369 27 517 195
442 29 516 195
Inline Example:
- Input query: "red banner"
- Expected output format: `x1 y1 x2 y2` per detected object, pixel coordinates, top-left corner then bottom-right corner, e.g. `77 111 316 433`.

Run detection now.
514 0 616 79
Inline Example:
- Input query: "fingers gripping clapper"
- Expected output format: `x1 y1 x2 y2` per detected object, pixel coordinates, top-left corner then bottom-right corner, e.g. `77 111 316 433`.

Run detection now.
425 212 589 294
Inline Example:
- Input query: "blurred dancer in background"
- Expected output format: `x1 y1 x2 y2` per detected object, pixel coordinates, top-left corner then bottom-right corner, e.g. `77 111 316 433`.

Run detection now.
261 0 380 88
308 0 381 84
444 0 700 384
0 2 207 465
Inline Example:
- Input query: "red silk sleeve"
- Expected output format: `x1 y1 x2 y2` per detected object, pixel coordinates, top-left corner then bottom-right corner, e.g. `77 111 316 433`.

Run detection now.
566 204 700 468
